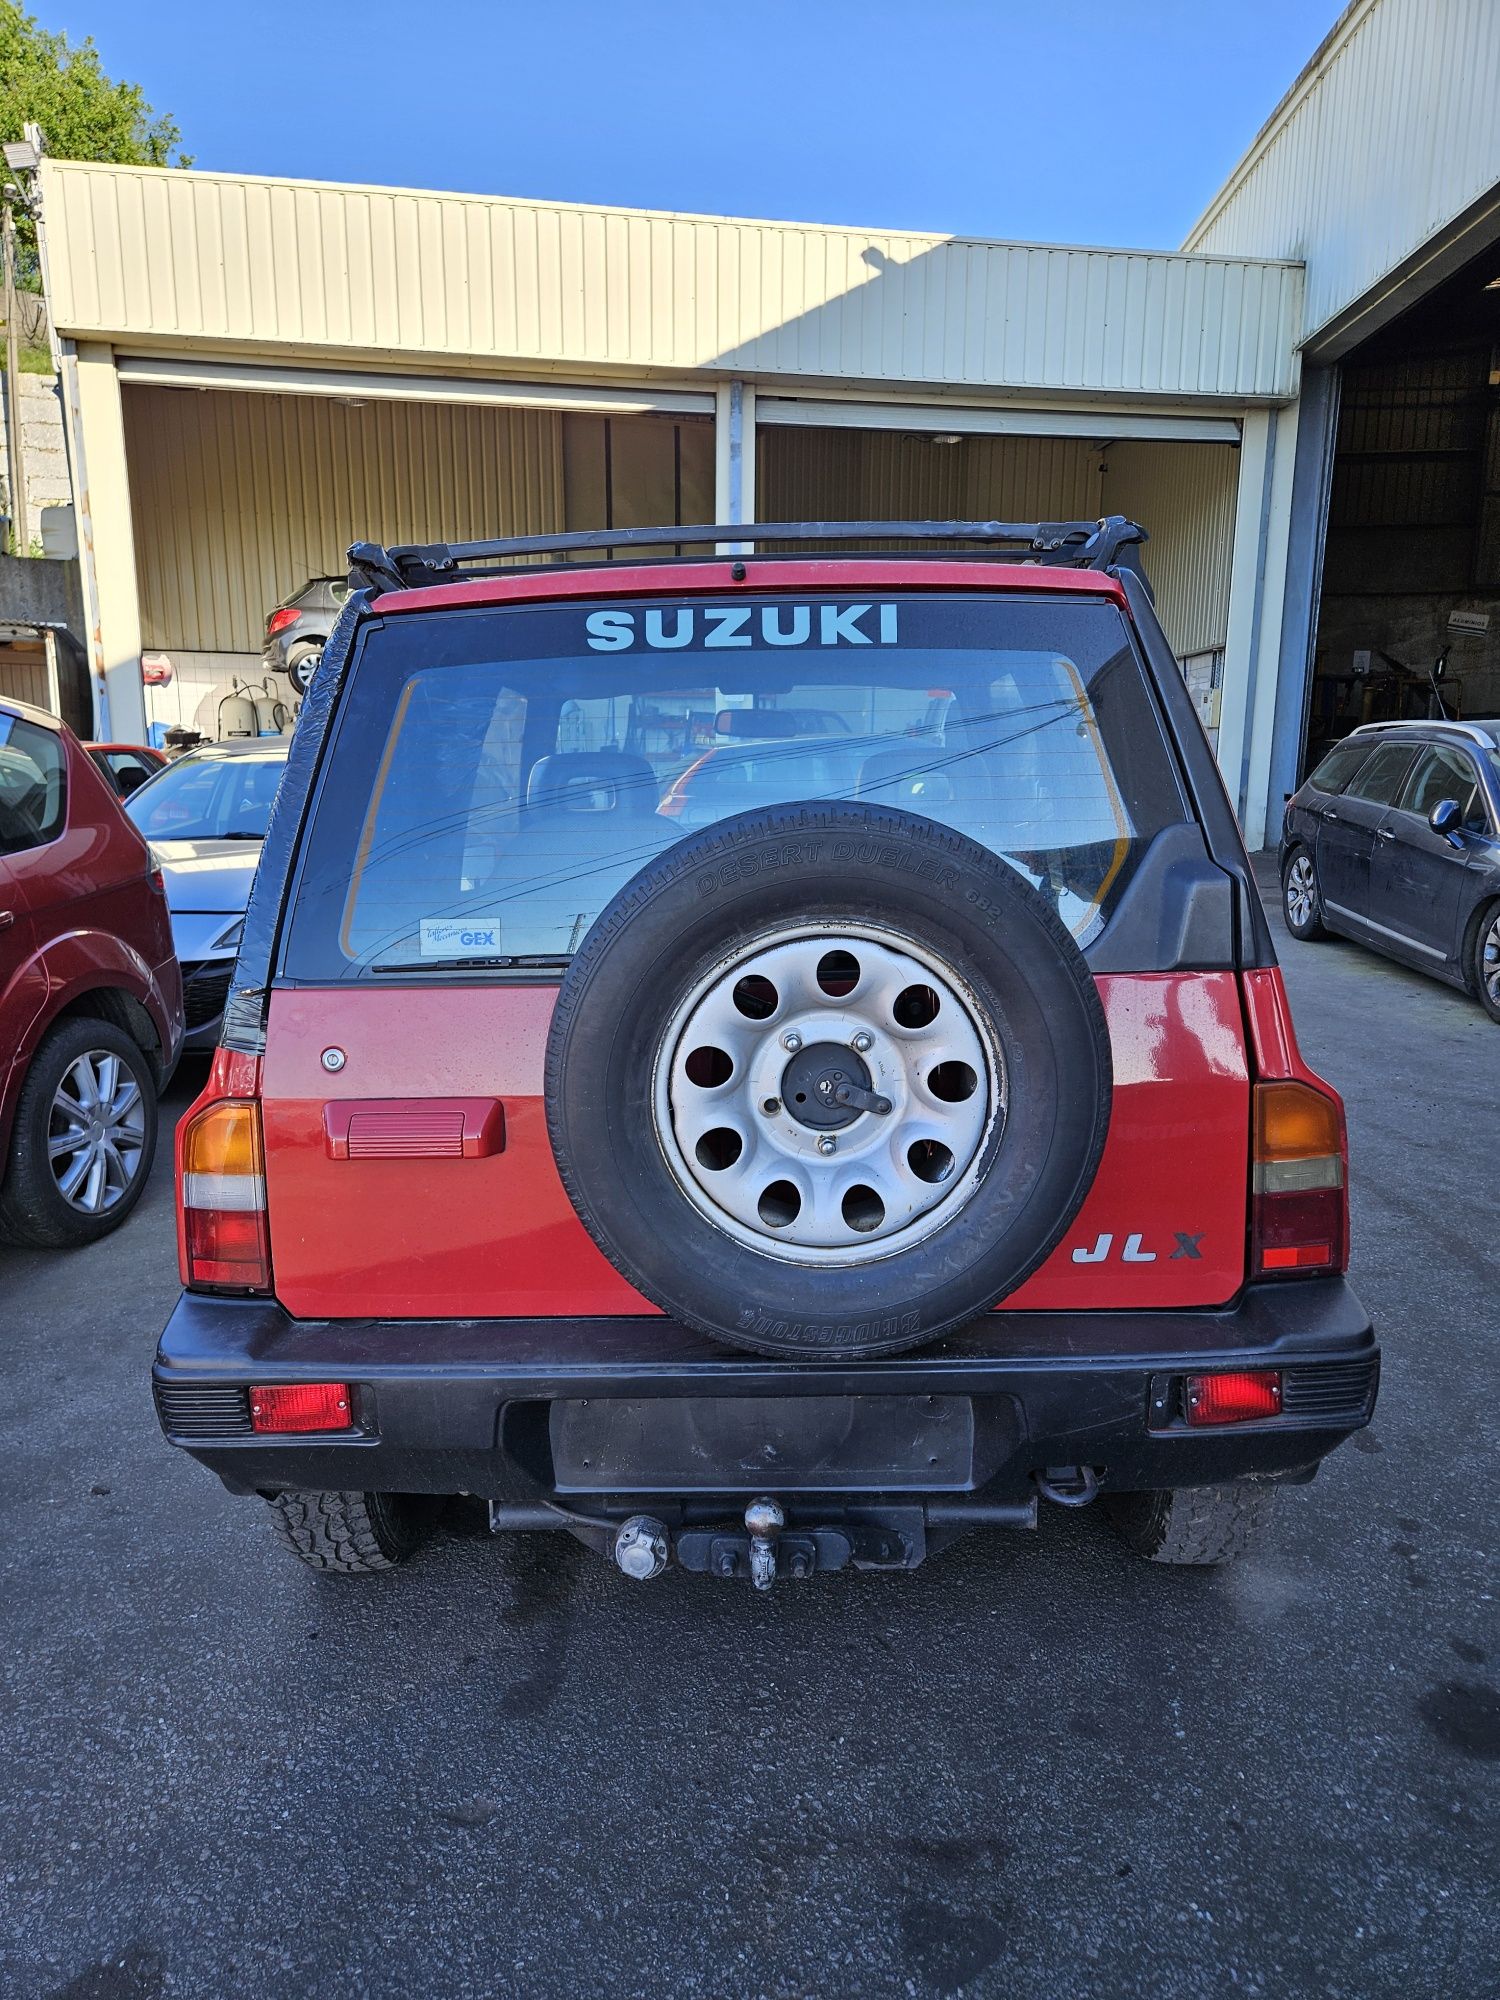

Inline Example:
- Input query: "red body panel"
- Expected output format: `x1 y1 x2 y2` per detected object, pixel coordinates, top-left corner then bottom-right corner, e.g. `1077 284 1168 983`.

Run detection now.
0 703 183 1151
260 972 1250 1321
377 557 1130 619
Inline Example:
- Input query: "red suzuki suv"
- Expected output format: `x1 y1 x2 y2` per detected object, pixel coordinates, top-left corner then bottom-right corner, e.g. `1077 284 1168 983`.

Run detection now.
153 519 1375 1586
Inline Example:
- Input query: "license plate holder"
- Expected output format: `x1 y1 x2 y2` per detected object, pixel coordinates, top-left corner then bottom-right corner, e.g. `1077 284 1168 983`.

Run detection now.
549 1392 976 1494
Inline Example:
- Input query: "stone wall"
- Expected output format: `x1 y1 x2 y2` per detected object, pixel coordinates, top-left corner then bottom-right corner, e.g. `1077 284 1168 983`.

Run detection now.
0 369 72 538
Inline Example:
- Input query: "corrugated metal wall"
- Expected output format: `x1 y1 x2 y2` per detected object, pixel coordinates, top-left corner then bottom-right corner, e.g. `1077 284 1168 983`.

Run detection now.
759 428 1237 660
1104 440 1240 657
123 386 566 653
46 159 1303 401
759 428 1103 544
1186 0 1500 343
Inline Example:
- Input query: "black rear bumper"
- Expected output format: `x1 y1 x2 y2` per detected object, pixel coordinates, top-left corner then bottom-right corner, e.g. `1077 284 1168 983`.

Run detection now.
153 1279 1378 1510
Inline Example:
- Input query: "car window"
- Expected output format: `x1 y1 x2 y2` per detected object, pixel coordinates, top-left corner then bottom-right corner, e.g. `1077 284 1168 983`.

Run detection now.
126 753 285 840
1397 745 1490 832
1306 739 1370 794
94 749 158 798
284 592 1190 979
0 713 67 856
1342 743 1416 807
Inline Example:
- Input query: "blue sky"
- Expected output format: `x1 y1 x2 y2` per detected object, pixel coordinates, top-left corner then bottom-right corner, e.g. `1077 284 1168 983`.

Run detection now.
45 0 1338 247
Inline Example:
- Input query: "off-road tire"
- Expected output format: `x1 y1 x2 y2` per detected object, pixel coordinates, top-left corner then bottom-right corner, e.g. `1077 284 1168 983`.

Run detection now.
284 643 323 697
547 801 1113 1360
0 1016 158 1248
1104 1482 1277 1565
1281 846 1330 941
266 1490 441 1573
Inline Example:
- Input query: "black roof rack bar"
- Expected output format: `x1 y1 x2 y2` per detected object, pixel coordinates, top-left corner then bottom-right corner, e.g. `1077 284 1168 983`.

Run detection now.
349 516 1148 592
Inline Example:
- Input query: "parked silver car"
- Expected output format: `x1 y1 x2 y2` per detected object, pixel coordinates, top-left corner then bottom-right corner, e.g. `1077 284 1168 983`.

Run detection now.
124 740 290 1047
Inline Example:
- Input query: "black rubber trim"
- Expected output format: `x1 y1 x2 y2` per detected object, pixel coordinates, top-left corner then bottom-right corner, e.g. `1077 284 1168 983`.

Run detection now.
1117 568 1275 971
153 1280 1377 1501
221 590 373 1054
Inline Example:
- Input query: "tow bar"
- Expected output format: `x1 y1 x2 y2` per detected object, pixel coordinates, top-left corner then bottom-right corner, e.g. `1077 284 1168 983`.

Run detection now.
603 1494 1038 1588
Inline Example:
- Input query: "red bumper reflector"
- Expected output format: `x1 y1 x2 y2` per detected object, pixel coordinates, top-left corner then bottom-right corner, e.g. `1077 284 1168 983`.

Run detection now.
249 1382 354 1434
1185 1370 1282 1426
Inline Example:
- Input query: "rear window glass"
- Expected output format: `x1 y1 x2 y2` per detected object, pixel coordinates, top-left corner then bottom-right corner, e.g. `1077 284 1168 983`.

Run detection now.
126 752 286 842
1306 739 1369 794
283 592 1187 979
1343 743 1417 807
0 712 66 855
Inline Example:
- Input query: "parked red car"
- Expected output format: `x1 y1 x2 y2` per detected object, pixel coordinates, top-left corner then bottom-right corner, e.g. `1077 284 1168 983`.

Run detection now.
154 518 1375 1586
0 697 183 1246
87 741 168 801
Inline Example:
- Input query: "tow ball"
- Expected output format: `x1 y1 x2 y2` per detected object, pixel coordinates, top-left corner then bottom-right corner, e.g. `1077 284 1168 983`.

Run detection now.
611 1497 797 1589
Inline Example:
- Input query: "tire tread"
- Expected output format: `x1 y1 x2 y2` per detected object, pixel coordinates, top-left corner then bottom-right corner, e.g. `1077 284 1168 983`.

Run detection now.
266 1490 435 1573
1105 1482 1276 1565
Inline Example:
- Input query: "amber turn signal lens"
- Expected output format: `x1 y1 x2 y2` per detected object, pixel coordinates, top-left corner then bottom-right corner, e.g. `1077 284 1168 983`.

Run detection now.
1254 1081 1342 1164
182 1101 264 1180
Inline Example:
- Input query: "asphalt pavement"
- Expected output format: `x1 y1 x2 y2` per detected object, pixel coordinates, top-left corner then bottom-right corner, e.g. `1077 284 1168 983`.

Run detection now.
2 862 1497 2000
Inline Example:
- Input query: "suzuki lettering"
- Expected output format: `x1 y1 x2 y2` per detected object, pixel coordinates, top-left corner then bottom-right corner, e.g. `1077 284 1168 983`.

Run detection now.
585 604 900 651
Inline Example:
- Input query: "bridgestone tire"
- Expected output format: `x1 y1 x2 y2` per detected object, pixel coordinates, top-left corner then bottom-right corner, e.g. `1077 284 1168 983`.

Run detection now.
266 1490 440 1573
1104 1483 1276 1565
546 802 1113 1360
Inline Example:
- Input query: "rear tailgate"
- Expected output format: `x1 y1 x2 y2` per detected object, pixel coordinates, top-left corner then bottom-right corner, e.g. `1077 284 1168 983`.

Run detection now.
259 969 1248 1319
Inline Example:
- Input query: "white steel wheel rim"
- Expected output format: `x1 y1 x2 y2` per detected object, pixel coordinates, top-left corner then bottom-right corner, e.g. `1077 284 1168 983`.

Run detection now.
47 1050 146 1214
1286 855 1316 929
653 922 1005 1266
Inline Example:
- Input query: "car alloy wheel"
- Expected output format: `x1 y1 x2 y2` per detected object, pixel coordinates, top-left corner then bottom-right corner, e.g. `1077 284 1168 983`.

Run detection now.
656 923 1002 1262
1482 910 1500 1012
47 1049 147 1214
1284 853 1317 931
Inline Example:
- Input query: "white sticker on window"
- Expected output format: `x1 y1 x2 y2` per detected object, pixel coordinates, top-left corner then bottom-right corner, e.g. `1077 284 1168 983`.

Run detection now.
419 917 501 958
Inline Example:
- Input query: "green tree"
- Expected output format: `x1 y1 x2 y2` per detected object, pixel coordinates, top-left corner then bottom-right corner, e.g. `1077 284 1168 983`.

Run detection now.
0 2 191 171
0 0 190 297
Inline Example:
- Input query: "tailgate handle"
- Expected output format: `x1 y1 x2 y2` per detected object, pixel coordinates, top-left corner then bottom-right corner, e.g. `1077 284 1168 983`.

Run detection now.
323 1098 506 1160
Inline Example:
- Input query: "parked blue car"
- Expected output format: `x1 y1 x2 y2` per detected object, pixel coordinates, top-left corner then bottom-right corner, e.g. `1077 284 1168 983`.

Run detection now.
1279 718 1500 1021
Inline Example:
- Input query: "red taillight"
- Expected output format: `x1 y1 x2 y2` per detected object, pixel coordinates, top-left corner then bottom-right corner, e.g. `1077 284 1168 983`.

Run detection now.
179 1097 271 1291
250 1382 353 1434
1251 1080 1347 1278
266 605 301 637
1185 1370 1283 1426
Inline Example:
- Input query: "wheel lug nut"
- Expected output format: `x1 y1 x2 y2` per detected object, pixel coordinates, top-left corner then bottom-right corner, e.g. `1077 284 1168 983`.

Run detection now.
781 1031 803 1053
852 1032 873 1053
762 1096 780 1115
817 1135 837 1156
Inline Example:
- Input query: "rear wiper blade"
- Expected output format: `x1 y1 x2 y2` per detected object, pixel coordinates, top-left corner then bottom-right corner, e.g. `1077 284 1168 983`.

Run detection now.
369 953 572 974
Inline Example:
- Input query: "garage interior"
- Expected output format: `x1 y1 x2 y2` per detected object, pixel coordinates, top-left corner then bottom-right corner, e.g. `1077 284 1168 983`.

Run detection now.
1302 244 1500 769
121 381 1244 751
121 386 715 735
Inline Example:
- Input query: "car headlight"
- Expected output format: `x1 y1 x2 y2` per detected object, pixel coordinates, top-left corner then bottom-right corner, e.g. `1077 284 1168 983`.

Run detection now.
213 918 245 952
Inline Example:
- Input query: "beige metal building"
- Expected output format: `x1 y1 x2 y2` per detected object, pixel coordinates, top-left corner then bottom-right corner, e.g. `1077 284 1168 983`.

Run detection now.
27 0 1500 847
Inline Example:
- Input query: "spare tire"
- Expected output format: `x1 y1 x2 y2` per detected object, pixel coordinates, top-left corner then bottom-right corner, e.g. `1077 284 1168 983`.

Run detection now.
545 802 1111 1359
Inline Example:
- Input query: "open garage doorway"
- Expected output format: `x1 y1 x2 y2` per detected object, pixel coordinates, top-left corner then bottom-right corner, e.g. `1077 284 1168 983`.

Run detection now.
120 384 713 743
756 420 1240 741
1302 249 1500 770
